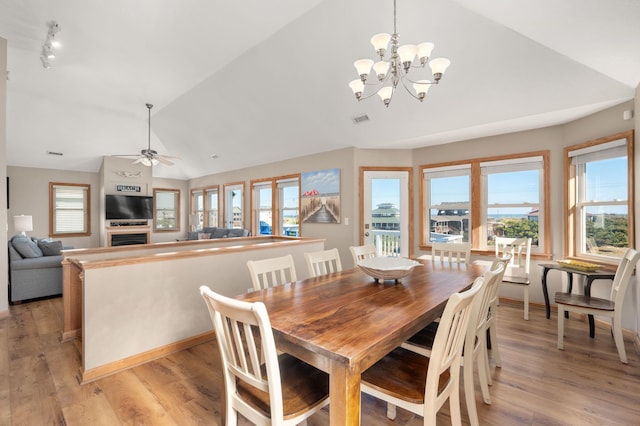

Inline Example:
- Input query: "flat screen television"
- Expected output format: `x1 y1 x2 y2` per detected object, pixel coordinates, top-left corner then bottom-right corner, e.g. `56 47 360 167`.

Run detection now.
105 194 154 220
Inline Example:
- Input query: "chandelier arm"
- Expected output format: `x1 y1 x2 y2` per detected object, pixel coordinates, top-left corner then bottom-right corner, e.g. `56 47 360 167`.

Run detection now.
399 78 422 100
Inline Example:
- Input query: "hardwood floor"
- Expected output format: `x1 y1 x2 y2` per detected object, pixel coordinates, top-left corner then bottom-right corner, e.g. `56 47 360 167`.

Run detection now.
2 296 640 425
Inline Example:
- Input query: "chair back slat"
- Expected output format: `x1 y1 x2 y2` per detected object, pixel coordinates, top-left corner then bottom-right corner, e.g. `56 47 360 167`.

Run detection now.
495 237 531 278
247 254 297 291
431 242 471 265
350 244 377 266
305 248 343 277
611 248 640 304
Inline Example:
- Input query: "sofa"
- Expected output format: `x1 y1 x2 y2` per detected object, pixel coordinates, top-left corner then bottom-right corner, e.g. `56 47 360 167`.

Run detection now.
8 235 72 303
186 227 251 240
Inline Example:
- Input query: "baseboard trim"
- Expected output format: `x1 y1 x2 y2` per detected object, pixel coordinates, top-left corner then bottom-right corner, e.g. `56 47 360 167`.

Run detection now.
78 331 214 384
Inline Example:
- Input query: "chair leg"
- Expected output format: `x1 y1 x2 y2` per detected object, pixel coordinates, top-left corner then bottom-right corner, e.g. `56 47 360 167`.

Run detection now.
557 305 565 350
523 285 529 321
449 380 463 426
386 403 397 420
489 321 502 369
612 316 628 364
476 338 492 405
462 353 480 426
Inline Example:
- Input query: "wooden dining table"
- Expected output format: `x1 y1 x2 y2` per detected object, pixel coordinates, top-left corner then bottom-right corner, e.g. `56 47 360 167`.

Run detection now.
235 258 486 425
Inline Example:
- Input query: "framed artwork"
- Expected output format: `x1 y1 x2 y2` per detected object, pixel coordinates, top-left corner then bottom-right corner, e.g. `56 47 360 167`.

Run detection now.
301 168 340 223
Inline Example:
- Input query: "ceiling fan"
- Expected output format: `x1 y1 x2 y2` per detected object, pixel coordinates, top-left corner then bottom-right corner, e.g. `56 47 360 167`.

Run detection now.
113 103 178 166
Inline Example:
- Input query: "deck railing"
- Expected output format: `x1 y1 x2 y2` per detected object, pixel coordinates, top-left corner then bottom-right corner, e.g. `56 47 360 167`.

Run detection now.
372 230 401 257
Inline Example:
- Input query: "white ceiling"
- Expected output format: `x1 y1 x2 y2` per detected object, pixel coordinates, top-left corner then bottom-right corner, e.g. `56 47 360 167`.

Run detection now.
1 0 638 180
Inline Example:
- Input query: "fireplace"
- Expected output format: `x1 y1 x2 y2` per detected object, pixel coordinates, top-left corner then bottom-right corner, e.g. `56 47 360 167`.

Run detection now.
110 233 148 246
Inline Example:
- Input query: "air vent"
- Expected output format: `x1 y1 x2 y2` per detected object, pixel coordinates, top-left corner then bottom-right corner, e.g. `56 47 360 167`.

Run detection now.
47 151 64 156
352 114 370 124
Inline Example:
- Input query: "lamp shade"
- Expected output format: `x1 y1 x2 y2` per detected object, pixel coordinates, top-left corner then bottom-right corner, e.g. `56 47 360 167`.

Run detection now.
14 215 33 235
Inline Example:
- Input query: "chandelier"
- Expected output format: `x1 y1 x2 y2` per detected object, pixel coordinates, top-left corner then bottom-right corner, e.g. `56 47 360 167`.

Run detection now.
349 0 450 107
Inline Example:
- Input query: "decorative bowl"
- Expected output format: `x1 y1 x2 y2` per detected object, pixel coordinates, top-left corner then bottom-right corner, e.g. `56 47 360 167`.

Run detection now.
358 257 422 282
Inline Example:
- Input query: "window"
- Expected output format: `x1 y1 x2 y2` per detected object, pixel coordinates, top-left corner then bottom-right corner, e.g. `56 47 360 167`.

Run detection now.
423 165 471 243
153 188 180 231
191 189 204 230
566 131 634 261
224 182 244 229
250 175 300 237
205 187 219 228
49 182 91 237
278 178 299 236
421 151 549 255
481 156 544 249
253 181 273 235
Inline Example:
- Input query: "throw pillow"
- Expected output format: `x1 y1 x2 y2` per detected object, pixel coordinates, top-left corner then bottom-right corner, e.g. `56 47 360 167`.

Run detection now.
198 232 211 240
38 240 64 256
212 228 229 238
227 228 246 238
12 236 43 258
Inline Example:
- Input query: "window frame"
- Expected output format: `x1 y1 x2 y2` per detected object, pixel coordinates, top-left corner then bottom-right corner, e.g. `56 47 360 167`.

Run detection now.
205 186 219 228
251 178 275 235
420 150 550 257
191 188 204 231
564 131 634 264
49 182 91 237
153 188 180 232
249 174 301 237
223 182 245 229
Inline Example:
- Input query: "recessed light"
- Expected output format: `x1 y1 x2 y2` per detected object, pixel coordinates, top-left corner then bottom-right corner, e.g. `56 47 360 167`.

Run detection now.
210 154 219 159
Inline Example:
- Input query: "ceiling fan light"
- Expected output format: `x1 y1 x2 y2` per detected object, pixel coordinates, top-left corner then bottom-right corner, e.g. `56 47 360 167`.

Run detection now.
151 158 159 166
139 157 152 167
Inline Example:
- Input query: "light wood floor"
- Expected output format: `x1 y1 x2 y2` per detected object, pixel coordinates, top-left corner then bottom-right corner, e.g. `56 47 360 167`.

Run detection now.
1 297 640 425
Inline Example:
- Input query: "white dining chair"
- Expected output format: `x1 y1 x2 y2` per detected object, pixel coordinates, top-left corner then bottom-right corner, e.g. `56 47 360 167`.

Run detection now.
485 254 511 378
494 237 532 320
360 276 484 426
199 286 330 425
556 248 640 364
401 263 504 425
247 254 297 291
429 241 472 264
349 244 377 266
304 248 342 277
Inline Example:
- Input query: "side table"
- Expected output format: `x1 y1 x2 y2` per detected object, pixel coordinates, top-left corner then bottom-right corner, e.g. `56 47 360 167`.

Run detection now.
539 263 615 338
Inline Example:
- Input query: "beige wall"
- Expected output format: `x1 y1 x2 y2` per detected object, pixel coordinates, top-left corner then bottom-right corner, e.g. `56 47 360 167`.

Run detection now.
0 38 8 316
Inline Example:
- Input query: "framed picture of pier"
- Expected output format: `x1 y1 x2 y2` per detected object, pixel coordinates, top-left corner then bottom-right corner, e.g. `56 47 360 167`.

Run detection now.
301 168 340 224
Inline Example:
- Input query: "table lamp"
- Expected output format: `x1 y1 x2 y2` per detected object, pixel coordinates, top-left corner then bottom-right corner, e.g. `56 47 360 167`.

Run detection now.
14 214 33 236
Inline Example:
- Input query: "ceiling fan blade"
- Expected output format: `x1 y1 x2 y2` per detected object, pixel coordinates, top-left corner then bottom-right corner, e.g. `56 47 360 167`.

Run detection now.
132 157 146 165
111 154 142 158
156 156 174 166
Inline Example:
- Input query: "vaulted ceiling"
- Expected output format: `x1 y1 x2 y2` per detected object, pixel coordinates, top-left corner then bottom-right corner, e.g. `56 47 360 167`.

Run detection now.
1 0 638 179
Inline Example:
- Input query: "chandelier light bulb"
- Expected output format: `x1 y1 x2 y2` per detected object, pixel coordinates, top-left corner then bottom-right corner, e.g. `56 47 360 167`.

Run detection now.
417 42 434 64
429 58 451 80
354 59 374 82
397 44 417 70
373 61 390 81
370 33 391 57
349 79 364 100
413 80 432 101
378 86 393 107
